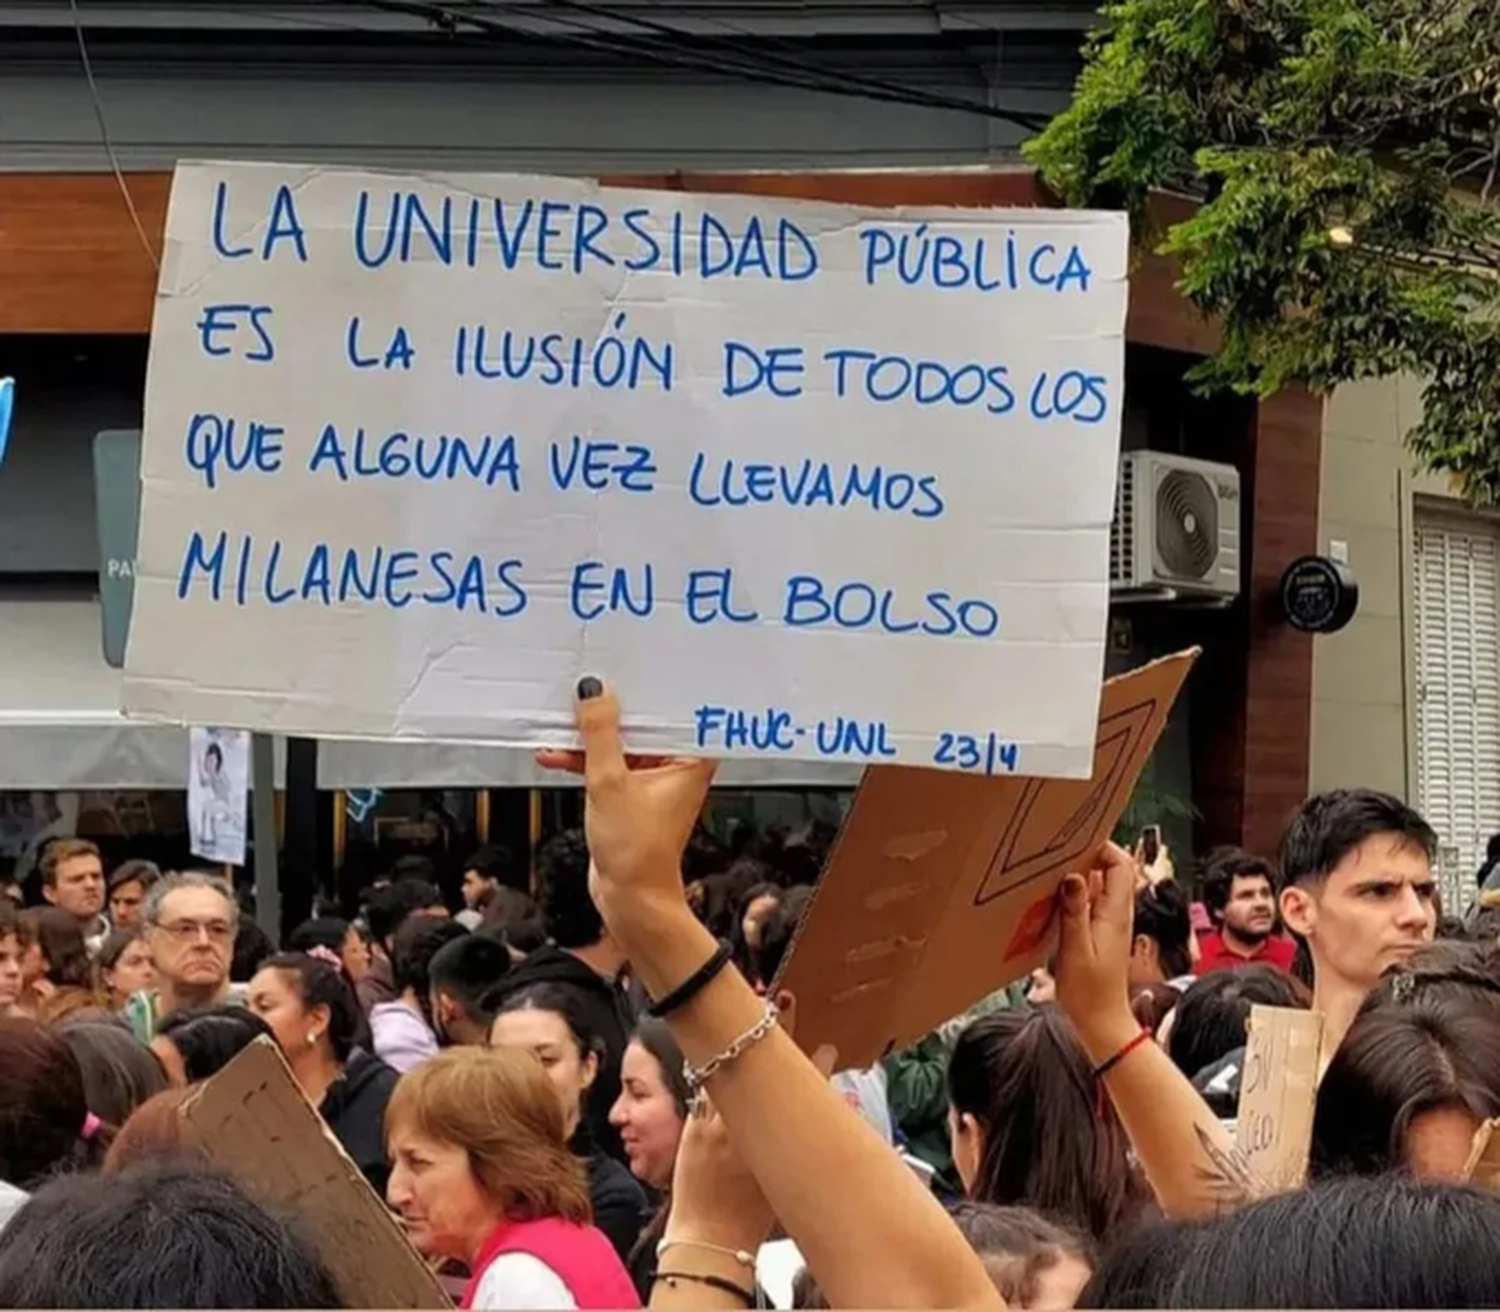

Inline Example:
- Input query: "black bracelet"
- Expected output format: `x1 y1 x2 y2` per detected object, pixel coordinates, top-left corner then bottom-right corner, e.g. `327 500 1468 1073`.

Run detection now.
648 939 732 1017
654 1271 756 1307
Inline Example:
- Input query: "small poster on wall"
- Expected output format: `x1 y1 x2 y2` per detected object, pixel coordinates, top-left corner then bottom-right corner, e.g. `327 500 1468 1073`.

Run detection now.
189 726 250 866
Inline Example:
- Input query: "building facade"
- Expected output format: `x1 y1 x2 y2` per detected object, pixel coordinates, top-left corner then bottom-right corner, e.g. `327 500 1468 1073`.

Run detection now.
1312 378 1500 910
2 0 1338 890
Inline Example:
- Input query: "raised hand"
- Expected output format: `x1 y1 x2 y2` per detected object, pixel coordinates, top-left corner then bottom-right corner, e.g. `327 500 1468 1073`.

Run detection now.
1052 841 1141 1062
536 678 716 942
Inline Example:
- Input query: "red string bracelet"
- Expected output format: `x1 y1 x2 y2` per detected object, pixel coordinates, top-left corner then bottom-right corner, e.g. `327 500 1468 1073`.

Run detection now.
1092 1028 1153 1117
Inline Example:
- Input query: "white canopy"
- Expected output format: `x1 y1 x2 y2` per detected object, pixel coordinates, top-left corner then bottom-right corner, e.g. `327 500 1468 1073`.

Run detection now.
0 600 861 791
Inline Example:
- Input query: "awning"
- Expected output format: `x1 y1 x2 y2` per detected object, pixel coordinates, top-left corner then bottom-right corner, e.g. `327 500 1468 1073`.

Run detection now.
0 600 861 791
0 598 193 788
318 739 862 789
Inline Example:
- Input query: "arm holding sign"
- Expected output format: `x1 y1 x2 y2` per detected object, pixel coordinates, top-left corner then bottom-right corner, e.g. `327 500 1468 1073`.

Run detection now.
1054 843 1263 1219
540 682 1002 1312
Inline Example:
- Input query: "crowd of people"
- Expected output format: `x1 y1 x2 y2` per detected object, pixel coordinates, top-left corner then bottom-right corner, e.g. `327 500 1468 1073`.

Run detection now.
0 679 1497 1308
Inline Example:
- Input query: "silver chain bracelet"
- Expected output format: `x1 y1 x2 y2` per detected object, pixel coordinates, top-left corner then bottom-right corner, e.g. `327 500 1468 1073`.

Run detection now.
684 1001 780 1092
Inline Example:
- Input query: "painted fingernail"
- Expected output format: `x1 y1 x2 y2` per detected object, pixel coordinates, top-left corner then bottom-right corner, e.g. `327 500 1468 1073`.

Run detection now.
577 676 603 701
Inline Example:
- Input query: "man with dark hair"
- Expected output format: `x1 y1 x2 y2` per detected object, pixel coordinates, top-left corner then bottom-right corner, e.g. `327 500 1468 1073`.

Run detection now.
41 839 108 953
1195 846 1296 975
488 829 633 1161
1277 788 1439 1068
428 933 512 1046
1129 879 1194 991
455 844 528 931
357 878 448 1012
369 917 465 1073
106 859 161 931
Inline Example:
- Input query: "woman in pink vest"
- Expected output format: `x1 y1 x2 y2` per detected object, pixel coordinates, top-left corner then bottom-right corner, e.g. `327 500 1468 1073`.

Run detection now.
386 1047 640 1311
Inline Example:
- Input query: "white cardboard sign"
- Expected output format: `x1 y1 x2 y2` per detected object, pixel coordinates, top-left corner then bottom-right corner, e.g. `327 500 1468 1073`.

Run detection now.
123 162 1128 777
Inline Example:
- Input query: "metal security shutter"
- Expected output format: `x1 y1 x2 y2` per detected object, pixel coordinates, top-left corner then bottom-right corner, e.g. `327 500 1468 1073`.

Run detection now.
1414 519 1500 908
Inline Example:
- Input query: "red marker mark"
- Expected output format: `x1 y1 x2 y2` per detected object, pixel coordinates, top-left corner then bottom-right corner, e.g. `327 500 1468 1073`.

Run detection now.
1004 893 1058 960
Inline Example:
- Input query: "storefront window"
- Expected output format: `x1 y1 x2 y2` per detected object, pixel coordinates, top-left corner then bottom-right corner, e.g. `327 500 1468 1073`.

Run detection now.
702 789 852 838
338 789 481 904
330 782 855 908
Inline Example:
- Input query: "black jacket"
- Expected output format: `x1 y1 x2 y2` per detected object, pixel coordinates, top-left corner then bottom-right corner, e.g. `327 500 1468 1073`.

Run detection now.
321 1047 399 1197
492 946 636 1163
581 1137 649 1262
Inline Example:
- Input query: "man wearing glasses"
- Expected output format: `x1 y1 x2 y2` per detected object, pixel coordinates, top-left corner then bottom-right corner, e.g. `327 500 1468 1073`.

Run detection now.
123 871 239 1043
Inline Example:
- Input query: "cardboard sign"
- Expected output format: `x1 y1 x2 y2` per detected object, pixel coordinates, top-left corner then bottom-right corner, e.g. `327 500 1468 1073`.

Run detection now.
1464 1118 1500 1189
180 1037 450 1310
1234 1005 1324 1194
123 160 1128 779
776 649 1196 1069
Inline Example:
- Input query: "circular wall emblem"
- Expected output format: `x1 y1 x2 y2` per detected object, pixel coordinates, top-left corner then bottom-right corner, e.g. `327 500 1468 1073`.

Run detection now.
1280 556 1359 634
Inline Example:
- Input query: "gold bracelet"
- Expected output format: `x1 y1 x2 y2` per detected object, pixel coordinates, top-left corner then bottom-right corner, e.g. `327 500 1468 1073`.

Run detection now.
684 1002 779 1092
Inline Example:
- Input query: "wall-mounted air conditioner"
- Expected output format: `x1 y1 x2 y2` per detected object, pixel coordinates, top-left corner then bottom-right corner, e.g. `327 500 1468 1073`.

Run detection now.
1110 451 1241 599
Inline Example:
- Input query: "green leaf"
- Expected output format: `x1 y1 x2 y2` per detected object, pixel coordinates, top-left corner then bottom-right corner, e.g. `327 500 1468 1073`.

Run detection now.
1028 0 1500 497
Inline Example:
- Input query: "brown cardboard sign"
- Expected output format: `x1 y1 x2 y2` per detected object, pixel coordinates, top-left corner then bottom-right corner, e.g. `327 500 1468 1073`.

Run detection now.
1235 1005 1324 1194
776 649 1198 1070
180 1037 450 1310
1463 1118 1500 1189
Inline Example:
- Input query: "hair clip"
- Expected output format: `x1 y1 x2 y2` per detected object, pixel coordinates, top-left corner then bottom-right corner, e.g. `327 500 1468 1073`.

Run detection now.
1389 971 1416 1004
306 945 343 971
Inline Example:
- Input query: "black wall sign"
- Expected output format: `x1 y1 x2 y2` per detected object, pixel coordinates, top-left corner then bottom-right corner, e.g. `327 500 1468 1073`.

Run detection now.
1280 556 1359 635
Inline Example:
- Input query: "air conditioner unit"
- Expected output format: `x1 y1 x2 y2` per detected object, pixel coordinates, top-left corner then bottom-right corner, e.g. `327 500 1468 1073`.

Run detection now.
1110 451 1241 599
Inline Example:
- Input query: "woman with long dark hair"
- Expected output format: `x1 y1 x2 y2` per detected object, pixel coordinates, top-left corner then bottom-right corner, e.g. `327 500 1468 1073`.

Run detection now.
18 907 97 1019
1312 941 1500 1180
608 1017 691 1299
491 983 648 1261
947 1005 1150 1242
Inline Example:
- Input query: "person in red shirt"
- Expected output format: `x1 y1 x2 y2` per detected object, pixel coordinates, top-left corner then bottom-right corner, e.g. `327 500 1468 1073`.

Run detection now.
1195 847 1297 975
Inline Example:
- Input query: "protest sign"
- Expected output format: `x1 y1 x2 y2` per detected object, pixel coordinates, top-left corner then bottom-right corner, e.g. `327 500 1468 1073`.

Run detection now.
1235 1005 1324 1194
181 1037 450 1309
188 725 249 865
123 161 1128 779
776 649 1196 1069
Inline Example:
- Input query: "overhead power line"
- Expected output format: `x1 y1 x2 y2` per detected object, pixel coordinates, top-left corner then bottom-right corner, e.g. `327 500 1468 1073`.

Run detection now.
344 0 1051 132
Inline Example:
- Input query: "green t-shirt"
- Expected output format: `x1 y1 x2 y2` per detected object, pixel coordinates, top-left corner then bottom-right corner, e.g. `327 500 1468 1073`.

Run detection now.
123 984 244 1044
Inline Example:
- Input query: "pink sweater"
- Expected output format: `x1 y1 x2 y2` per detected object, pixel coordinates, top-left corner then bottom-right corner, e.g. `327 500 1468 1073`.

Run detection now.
461 1216 640 1311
